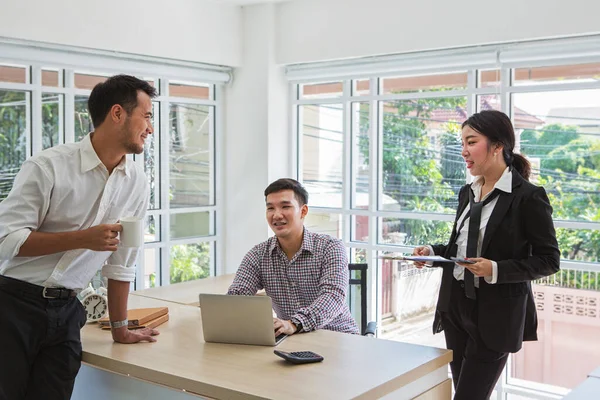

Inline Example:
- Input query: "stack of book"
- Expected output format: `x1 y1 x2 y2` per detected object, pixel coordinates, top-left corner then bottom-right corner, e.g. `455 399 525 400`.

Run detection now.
98 307 169 330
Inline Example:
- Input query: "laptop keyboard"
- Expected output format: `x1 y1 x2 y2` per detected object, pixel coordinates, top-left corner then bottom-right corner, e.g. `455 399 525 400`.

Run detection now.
275 333 287 343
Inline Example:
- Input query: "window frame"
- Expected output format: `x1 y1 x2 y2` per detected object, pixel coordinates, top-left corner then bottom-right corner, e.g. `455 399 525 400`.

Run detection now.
0 40 229 290
291 37 600 400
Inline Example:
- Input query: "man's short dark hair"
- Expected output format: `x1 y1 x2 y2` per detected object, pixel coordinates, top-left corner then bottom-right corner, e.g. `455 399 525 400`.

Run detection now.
264 178 309 206
88 74 158 128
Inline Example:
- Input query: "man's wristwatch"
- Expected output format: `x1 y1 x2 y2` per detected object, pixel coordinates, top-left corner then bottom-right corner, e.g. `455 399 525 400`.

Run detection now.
110 319 129 329
293 320 303 333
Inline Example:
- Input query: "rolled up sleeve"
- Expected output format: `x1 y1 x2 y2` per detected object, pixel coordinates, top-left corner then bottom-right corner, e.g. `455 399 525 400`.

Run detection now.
101 184 149 282
0 161 52 260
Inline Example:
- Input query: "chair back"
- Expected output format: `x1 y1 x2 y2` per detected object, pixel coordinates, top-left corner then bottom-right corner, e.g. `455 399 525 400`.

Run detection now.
348 263 368 335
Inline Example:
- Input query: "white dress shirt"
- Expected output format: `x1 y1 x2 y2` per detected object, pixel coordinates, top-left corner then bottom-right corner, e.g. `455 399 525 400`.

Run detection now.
0 133 149 290
429 167 512 285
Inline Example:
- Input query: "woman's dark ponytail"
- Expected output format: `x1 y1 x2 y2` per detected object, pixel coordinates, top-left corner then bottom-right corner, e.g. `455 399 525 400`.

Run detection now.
511 153 531 181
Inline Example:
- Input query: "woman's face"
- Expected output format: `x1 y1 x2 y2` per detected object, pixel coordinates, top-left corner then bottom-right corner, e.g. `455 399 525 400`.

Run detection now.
461 125 502 177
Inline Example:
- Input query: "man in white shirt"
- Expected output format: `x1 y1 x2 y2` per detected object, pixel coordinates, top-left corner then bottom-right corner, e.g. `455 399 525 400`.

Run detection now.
0 75 159 400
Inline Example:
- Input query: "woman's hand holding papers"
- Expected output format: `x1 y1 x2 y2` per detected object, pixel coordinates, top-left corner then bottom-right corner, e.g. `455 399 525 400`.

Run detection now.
412 246 431 269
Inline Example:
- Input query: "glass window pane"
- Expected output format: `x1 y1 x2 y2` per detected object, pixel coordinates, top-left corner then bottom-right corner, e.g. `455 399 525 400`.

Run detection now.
42 93 63 150
170 211 212 239
143 78 156 88
74 72 108 90
514 62 600 86
74 95 92 142
42 69 61 87
380 98 466 212
478 69 500 88
169 104 214 208
300 104 343 208
352 79 370 96
554 228 600 263
478 94 501 113
0 90 29 201
143 248 159 288
381 72 468 95
300 82 343 99
379 217 453 246
351 215 368 242
169 81 211 100
304 212 341 239
377 251 445 347
170 242 211 284
0 65 27 84
144 215 159 243
513 89 600 224
351 102 370 209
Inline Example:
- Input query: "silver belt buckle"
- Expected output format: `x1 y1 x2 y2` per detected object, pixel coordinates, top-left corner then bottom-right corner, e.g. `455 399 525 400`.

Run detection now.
42 287 55 299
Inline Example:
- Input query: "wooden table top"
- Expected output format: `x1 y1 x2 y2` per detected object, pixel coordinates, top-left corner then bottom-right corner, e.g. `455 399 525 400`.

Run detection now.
132 274 236 306
81 295 452 400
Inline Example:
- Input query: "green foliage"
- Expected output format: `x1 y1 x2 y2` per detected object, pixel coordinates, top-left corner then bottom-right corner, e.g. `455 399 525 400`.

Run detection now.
170 243 210 284
0 91 27 201
524 124 600 272
41 95 60 149
74 96 92 142
360 96 466 246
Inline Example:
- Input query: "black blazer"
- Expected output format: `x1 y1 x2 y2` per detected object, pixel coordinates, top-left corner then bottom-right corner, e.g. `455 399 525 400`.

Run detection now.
431 170 560 353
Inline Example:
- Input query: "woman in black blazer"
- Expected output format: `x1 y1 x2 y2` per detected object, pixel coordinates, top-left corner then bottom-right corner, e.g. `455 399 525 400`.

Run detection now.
413 110 560 400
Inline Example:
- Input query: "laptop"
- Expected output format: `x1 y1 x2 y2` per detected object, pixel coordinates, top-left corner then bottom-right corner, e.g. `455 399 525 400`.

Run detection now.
199 294 287 346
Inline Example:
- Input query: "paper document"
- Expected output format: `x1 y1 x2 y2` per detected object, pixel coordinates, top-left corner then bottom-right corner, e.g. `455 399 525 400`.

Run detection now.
397 255 454 263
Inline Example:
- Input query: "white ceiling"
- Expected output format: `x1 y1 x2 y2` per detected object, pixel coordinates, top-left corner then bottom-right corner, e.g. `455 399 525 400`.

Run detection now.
213 0 291 5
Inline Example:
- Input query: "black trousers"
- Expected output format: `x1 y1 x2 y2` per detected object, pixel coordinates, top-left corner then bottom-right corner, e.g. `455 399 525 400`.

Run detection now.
441 278 509 400
0 275 87 400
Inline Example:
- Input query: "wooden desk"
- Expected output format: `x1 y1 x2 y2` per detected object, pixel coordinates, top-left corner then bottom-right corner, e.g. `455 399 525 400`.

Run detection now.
132 274 236 306
73 295 452 400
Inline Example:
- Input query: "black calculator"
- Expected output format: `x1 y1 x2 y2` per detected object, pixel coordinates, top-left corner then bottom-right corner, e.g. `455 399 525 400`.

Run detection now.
274 350 324 364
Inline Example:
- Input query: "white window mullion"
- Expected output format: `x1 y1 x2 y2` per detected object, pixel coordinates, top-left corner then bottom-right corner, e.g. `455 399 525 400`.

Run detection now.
159 79 171 286
134 247 146 290
30 65 42 156
214 84 224 276
296 103 304 181
64 70 75 143
501 67 511 116
467 69 477 115
290 83 299 178
342 80 352 245
368 77 380 333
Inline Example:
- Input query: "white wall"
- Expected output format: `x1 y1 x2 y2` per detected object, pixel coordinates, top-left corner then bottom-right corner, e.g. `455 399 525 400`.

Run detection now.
0 0 242 66
276 0 600 64
223 4 291 273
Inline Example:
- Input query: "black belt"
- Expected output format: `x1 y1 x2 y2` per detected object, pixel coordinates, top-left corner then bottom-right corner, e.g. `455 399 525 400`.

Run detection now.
0 275 77 299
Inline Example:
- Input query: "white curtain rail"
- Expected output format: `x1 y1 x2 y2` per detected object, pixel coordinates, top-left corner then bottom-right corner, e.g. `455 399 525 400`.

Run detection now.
285 34 600 82
0 37 232 84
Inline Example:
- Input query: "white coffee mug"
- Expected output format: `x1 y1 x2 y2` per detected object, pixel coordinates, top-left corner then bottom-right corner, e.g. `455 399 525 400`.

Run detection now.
120 216 143 247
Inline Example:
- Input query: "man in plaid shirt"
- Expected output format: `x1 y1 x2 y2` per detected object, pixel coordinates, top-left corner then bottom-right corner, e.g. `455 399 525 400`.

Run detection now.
227 178 359 335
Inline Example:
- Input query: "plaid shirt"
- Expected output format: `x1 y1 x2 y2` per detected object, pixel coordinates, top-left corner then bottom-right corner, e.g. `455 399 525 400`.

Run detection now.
228 229 359 334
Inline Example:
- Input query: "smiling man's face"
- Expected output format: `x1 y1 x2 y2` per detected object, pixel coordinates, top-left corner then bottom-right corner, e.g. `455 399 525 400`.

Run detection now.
121 90 153 155
265 189 307 239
